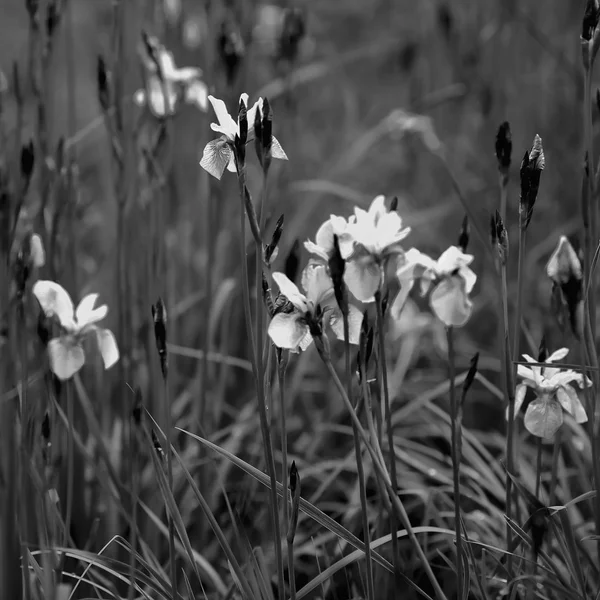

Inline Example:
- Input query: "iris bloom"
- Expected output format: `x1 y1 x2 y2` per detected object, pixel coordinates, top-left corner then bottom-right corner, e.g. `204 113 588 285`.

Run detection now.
268 264 362 352
32 281 119 380
304 215 350 262
200 94 287 179
391 246 476 328
514 349 590 439
336 195 411 302
134 35 208 117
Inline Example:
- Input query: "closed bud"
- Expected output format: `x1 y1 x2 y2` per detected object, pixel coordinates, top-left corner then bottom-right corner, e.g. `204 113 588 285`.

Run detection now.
151 298 168 380
41 411 51 441
285 240 300 283
287 461 301 544
20 140 35 183
519 135 545 229
357 311 374 382
458 215 469 253
546 236 583 339
46 0 60 39
495 121 512 174
582 0 600 41
489 214 497 247
389 196 399 211
329 235 347 317
97 55 110 112
537 336 548 363
265 214 284 266
234 99 248 166
463 352 479 397
261 97 273 158
254 103 263 167
493 210 509 265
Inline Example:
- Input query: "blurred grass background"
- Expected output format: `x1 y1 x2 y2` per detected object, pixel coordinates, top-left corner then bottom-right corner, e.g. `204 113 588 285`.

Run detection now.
1 0 595 598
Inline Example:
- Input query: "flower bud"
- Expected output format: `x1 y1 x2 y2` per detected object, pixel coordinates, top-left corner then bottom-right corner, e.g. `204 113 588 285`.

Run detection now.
493 210 509 265
46 0 60 39
20 140 35 183
537 336 548 363
151 298 168 380
234 98 248 166
329 235 347 318
458 215 469 253
389 196 399 212
97 55 110 113
285 240 300 283
265 214 284 266
495 121 512 175
261 97 273 158
519 135 545 230
287 461 301 544
582 0 600 41
132 387 143 426
262 273 275 318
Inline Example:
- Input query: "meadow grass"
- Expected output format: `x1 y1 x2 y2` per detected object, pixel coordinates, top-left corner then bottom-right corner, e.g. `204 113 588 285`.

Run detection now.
2 1 600 599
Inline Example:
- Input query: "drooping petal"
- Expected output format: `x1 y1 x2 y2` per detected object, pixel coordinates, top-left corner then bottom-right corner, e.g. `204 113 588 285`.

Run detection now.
200 139 233 180
272 272 308 312
95 328 120 369
436 246 474 275
328 303 363 345
268 312 309 350
301 264 334 307
207 95 238 139
33 280 76 330
458 265 477 294
429 275 472 327
514 383 527 417
76 294 108 329
549 370 591 388
47 337 85 380
304 241 329 262
390 279 414 321
184 79 209 111
517 364 537 383
524 396 563 439
343 257 381 303
556 385 587 423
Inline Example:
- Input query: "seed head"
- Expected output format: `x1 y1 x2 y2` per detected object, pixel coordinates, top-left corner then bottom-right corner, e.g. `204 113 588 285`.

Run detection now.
287 460 301 543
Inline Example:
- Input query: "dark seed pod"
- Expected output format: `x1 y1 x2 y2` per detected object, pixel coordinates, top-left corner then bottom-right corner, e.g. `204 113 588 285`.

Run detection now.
151 298 168 380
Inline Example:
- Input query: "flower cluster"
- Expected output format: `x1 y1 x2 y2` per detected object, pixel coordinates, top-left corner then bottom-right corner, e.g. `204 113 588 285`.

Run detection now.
267 194 478 352
33 281 119 380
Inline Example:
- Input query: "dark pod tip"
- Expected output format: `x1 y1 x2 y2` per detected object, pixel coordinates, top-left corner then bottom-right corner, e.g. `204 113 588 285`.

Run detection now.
463 352 479 395
289 460 299 494
582 0 600 41
537 336 548 363
458 214 469 253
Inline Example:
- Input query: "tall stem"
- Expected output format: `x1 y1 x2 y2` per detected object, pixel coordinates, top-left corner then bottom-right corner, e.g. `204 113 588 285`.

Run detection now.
446 327 464 599
374 291 402 585
277 355 290 546
344 313 375 600
164 378 178 600
64 382 74 551
534 438 543 499
320 351 448 600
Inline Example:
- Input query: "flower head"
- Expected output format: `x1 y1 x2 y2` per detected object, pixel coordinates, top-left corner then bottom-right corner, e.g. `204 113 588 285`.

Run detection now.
391 245 476 327
200 94 287 179
336 195 411 302
304 215 351 262
514 348 590 439
267 264 362 352
134 34 208 118
32 281 119 380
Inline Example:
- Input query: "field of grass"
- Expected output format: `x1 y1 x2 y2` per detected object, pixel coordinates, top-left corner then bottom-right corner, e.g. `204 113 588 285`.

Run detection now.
2 0 600 599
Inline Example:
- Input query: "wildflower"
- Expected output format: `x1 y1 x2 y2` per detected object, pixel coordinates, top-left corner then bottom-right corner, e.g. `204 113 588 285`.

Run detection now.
546 236 584 339
391 245 476 328
304 215 351 262
134 33 208 118
336 195 411 302
32 281 119 380
267 264 362 352
200 94 287 179
514 349 590 439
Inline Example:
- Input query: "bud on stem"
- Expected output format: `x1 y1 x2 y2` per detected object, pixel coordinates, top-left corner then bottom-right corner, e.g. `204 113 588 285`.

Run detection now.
151 298 168 380
287 461 301 544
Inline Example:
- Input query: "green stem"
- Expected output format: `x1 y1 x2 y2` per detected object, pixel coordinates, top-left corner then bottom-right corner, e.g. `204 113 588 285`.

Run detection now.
164 378 178 600
446 327 464 599
64 382 74 552
374 291 402 585
534 438 543 499
320 352 448 600
277 354 290 550
287 538 296 600
344 312 375 600
548 431 561 506
128 422 139 600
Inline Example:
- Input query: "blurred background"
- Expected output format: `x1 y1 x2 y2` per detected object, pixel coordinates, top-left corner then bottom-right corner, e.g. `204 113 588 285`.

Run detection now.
0 0 594 597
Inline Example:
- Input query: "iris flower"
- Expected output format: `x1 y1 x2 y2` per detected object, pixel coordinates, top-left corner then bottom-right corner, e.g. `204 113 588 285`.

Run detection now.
514 349 590 439
32 281 119 380
200 94 288 179
134 34 208 117
336 195 411 302
391 245 476 328
268 264 362 352
304 215 350 262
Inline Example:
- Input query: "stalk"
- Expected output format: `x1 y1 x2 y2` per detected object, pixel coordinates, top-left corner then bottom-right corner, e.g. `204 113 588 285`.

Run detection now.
446 327 464 599
235 161 284 599
318 345 448 600
164 377 178 600
534 438 543 499
64 382 75 552
548 431 561 506
344 313 375 600
374 291 402 584
277 352 290 544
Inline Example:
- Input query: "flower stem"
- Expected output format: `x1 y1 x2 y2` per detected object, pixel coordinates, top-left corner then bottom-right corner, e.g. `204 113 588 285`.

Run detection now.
64 381 75 552
277 352 290 550
548 430 561 506
534 437 543 499
374 291 403 586
164 377 178 600
319 349 448 600
446 326 464 599
344 312 375 600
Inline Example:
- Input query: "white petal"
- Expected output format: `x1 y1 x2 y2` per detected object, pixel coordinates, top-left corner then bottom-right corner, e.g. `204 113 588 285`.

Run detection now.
301 264 334 306
268 313 309 350
172 66 203 82
329 303 363 345
436 246 474 274
200 139 233 180
429 275 472 327
303 240 329 262
270 136 288 160
226 154 237 173
184 80 208 111
367 195 387 221
546 347 569 363
33 280 76 330
272 272 308 312
524 397 563 439
517 365 537 383
207 95 237 138
133 89 146 106
459 265 477 294
549 370 589 388
546 236 582 284
145 77 177 117
96 328 120 369
556 385 587 423
343 258 381 303
76 294 108 328
515 384 527 417
48 338 85 380
390 279 414 321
